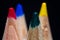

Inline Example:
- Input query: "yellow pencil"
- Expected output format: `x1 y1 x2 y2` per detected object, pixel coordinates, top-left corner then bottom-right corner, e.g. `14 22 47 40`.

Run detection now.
39 2 53 40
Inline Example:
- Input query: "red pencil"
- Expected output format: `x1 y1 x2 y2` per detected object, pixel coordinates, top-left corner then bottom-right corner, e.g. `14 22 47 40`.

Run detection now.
2 8 20 40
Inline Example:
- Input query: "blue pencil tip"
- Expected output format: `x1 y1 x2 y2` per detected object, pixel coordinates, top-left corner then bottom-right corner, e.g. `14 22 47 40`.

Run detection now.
16 3 24 17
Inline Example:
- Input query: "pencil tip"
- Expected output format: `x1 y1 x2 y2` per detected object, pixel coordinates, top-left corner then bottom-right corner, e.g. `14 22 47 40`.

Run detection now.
39 2 48 16
8 7 16 19
30 12 40 28
16 3 24 17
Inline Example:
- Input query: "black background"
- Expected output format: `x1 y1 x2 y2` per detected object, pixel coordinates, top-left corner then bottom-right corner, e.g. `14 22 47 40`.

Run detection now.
0 0 60 40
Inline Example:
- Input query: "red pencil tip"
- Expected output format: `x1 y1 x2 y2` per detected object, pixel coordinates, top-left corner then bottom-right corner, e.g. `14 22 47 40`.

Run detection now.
8 7 16 19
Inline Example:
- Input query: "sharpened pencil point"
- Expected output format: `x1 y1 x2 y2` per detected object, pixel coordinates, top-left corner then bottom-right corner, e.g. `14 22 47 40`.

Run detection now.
8 7 16 19
39 2 48 16
30 12 40 28
16 3 24 17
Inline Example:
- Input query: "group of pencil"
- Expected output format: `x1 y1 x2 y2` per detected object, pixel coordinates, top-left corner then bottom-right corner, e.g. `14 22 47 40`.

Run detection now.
2 2 53 40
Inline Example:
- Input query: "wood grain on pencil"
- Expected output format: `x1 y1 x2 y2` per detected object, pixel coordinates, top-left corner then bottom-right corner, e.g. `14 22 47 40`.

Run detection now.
28 27 39 40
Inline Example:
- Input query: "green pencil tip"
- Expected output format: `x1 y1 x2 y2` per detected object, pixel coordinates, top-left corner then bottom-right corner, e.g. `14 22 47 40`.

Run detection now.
30 12 40 28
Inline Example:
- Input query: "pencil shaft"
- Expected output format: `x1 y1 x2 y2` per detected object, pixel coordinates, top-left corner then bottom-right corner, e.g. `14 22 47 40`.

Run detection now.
38 24 43 40
2 18 20 40
28 27 39 40
16 15 28 40
39 16 52 40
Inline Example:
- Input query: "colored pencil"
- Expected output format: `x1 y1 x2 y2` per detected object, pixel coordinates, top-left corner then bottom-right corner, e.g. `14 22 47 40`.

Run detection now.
28 12 40 40
39 2 53 40
2 8 19 40
16 4 28 40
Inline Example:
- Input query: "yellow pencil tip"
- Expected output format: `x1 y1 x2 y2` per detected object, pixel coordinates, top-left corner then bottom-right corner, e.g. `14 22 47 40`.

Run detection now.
39 2 48 16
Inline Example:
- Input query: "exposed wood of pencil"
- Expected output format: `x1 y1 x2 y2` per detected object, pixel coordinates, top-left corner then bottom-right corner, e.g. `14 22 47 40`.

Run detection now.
2 18 20 40
28 27 39 40
40 16 53 40
38 24 43 40
16 15 28 40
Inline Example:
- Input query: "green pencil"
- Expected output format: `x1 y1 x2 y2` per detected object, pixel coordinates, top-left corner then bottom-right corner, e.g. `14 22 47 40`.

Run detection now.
28 12 40 40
